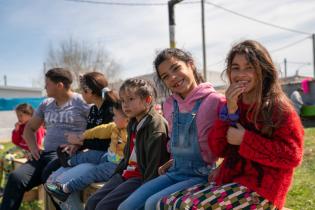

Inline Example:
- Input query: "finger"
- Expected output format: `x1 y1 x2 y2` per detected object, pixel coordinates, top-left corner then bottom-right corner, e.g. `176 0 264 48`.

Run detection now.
225 83 244 95
62 146 69 152
33 152 40 161
226 127 235 142
236 123 244 130
227 86 244 100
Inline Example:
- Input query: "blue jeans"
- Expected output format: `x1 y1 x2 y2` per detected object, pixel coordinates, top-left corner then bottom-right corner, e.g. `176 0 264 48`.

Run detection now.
48 163 96 210
66 160 117 192
118 174 207 210
69 150 107 166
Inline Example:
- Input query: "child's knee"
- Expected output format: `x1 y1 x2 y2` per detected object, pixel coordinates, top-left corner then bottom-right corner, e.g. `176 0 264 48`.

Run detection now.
145 196 160 210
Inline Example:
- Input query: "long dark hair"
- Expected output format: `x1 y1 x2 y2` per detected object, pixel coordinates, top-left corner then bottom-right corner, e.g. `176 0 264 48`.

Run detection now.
80 72 119 103
225 40 292 136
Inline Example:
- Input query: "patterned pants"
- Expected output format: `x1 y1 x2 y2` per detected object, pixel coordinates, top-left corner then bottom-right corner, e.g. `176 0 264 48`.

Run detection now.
158 182 276 210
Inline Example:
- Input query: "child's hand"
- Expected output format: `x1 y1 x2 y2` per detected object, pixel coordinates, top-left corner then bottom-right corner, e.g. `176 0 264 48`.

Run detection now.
25 152 33 161
14 122 21 131
29 146 41 161
60 144 80 155
225 82 246 114
158 159 174 175
227 123 245 145
65 132 84 145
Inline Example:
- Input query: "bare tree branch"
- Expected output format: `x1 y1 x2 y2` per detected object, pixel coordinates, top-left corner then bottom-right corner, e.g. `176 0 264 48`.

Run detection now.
45 38 120 88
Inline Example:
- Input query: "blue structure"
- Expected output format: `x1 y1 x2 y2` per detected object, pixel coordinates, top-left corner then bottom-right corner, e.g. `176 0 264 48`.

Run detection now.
0 97 45 111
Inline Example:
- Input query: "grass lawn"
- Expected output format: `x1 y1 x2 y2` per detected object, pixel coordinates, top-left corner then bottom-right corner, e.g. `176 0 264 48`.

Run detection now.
0 128 314 210
286 127 315 209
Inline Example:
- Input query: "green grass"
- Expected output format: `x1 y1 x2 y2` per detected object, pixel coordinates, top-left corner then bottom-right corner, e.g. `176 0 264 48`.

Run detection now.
286 128 315 210
0 128 315 210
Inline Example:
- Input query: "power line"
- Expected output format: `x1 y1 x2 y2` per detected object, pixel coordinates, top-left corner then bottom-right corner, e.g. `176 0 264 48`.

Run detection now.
287 61 311 65
270 35 311 52
208 36 311 68
205 0 312 35
65 0 199 6
66 0 312 36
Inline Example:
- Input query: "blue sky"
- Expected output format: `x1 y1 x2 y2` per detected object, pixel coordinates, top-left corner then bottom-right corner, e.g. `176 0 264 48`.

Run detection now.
0 0 315 87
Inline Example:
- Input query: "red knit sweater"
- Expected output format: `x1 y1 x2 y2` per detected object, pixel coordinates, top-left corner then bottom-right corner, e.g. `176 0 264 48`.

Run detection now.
208 102 304 209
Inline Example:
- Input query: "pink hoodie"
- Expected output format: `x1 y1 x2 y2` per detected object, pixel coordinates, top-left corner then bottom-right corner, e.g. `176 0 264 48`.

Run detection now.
163 82 225 164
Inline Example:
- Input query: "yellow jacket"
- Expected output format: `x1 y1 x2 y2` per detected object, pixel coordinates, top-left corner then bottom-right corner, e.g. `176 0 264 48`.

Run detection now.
83 122 127 162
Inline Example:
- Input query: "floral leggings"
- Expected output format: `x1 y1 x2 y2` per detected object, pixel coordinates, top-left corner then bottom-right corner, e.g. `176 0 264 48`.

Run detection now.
158 182 277 210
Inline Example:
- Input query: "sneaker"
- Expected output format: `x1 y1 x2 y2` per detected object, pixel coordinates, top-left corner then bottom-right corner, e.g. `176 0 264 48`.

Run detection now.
44 182 70 202
57 146 70 167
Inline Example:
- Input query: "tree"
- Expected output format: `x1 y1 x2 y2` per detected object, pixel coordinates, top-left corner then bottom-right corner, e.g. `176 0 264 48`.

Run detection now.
45 38 120 88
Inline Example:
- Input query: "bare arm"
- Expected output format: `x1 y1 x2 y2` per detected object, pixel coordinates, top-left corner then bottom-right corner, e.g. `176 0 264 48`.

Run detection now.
23 116 44 160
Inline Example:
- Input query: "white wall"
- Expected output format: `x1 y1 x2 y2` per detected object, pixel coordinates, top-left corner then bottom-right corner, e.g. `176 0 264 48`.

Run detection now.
0 111 16 142
0 86 43 98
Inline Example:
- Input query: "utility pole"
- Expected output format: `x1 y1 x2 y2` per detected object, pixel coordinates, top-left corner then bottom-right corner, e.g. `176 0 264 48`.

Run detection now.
43 62 47 74
4 75 7 86
284 58 287 78
312 34 315 78
201 0 207 81
168 0 183 48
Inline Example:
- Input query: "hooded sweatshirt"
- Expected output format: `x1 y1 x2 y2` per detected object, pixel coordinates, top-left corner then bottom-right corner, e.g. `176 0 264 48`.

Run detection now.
163 82 225 164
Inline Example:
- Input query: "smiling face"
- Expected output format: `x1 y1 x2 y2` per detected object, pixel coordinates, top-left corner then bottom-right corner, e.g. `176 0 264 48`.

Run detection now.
157 57 197 99
229 54 257 99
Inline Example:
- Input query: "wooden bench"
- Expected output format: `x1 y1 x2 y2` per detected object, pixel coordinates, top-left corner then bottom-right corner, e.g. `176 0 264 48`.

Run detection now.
82 182 104 203
14 158 104 210
13 158 294 210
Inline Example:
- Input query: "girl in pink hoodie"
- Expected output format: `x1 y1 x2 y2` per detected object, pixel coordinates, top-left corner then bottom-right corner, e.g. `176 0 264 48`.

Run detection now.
118 48 225 210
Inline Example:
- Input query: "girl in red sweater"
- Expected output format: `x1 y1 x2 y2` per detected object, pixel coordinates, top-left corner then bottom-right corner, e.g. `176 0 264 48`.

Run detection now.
158 40 304 209
0 103 45 190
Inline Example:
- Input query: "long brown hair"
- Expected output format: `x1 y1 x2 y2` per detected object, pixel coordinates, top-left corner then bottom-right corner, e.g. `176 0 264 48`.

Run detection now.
225 40 292 137
80 72 119 103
